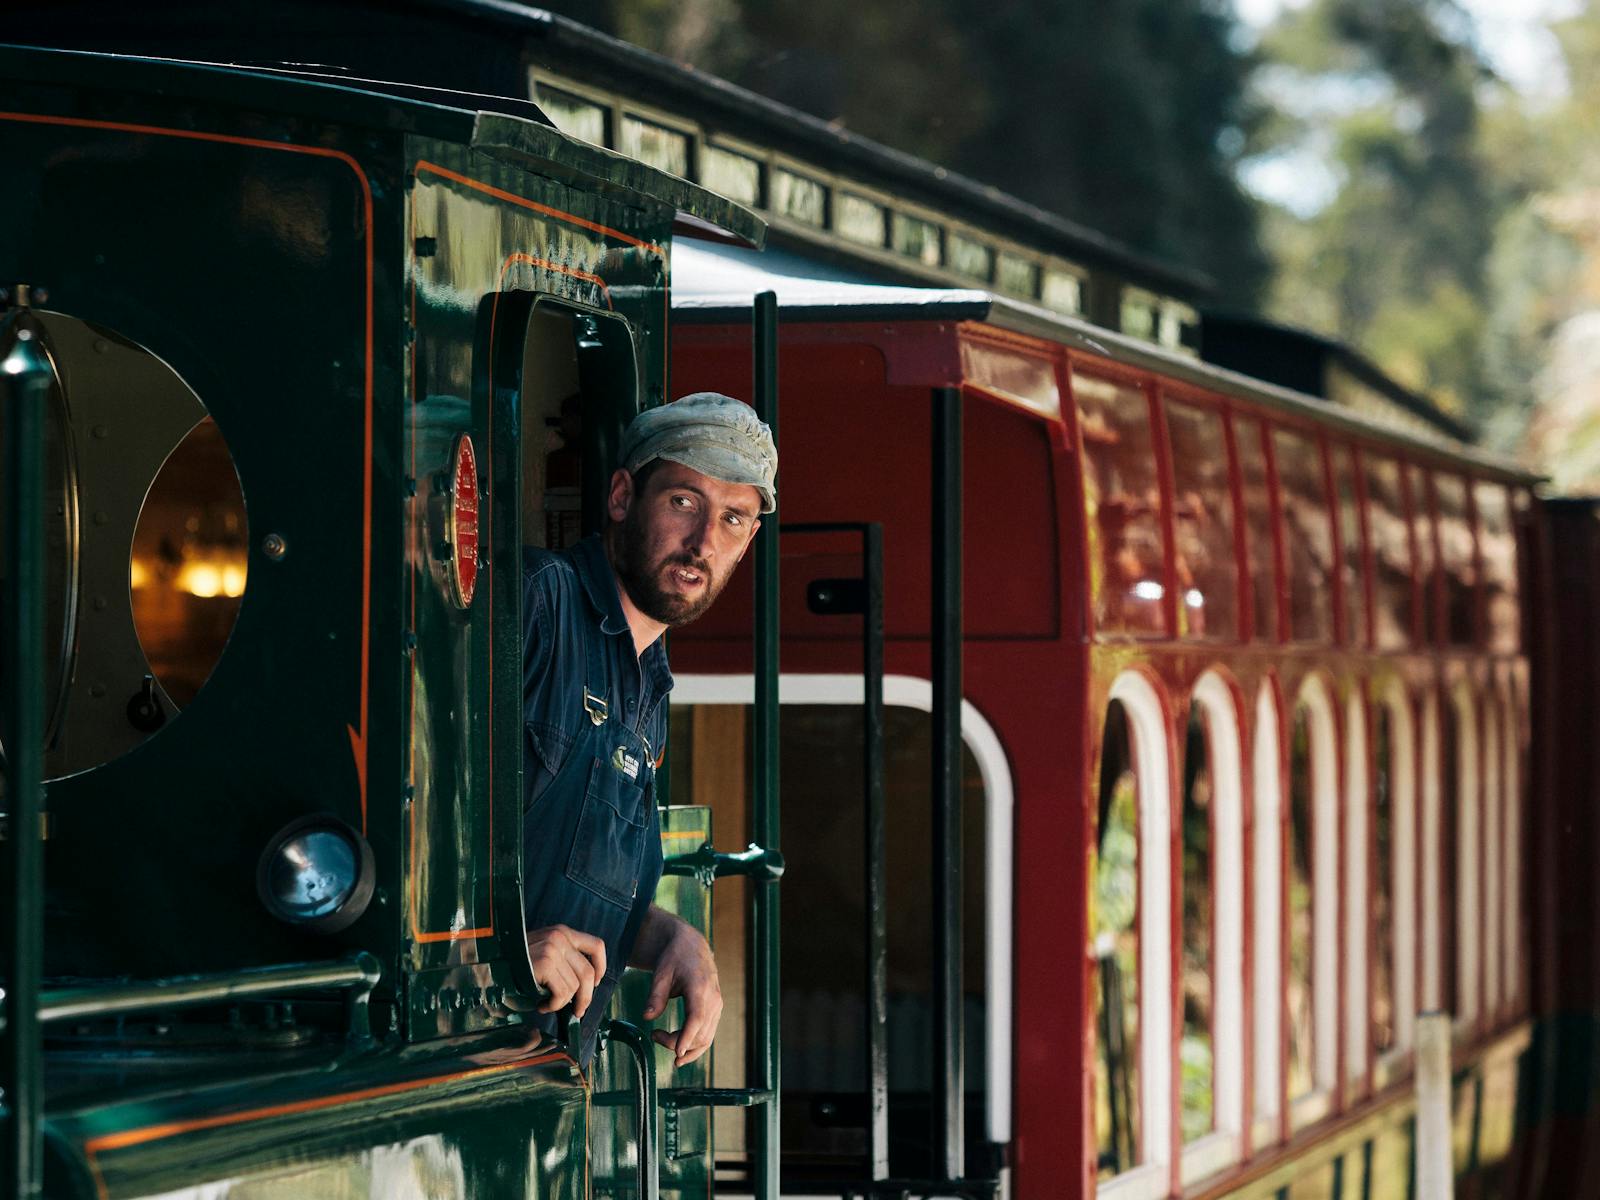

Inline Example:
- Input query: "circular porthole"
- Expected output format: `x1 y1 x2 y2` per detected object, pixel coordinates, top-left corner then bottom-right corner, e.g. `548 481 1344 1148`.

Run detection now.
0 313 249 781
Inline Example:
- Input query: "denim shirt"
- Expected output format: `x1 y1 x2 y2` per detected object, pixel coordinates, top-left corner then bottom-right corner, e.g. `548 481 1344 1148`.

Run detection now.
521 534 670 1057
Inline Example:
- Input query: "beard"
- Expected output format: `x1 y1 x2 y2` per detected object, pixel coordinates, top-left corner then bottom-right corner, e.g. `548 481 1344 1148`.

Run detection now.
612 506 729 627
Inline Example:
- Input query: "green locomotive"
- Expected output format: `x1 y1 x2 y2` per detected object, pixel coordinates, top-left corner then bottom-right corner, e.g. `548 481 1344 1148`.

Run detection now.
0 43 778 1200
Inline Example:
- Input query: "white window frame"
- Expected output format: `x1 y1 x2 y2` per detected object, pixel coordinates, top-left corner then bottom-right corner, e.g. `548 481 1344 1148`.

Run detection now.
1452 685 1481 1026
1178 673 1245 1186
1251 682 1282 1147
1097 671 1173 1200
669 672 1015 1146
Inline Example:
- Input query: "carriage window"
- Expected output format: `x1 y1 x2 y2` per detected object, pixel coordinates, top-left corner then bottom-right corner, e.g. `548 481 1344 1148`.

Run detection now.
1365 456 1411 651
1287 707 1317 1106
1094 699 1141 1178
1180 704 1215 1142
1333 446 1367 646
1501 692 1522 1010
1434 474 1477 647
1420 694 1445 1011
1450 689 1481 1023
1271 428 1335 643
1476 483 1518 656
1372 704 1397 1058
1483 685 1503 1017
1177 710 1209 1139
1287 683 1338 1123
1165 397 1239 641
1235 418 1278 642
1343 695 1369 1086
1075 371 1167 637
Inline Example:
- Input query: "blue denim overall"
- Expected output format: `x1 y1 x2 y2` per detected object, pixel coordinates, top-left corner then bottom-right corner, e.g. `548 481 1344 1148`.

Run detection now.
522 542 665 1063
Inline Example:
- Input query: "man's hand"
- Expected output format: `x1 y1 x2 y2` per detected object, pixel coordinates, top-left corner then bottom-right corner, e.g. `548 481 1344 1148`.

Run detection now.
525 924 607 1016
633 907 722 1068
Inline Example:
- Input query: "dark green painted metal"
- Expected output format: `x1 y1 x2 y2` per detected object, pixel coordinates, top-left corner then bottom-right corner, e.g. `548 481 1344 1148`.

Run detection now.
0 40 758 1200
931 385 964 1181
751 290 781 1200
38 953 381 1041
2 308 51 1200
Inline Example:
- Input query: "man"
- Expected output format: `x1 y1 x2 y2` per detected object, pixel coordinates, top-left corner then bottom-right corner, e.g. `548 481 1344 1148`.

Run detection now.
521 391 775 1068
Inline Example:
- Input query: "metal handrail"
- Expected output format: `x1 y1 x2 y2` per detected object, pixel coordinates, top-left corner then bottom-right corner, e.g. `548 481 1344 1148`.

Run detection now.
603 1019 659 1200
750 290 782 1200
2 304 52 1200
660 842 785 885
22 953 384 1042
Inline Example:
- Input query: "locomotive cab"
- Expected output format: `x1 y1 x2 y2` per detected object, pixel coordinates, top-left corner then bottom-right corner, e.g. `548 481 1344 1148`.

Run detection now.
0 42 763 1200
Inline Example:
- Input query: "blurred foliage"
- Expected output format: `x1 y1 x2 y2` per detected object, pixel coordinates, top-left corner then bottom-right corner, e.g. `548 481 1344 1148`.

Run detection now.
539 0 1271 299
1250 0 1499 423
1250 0 1600 485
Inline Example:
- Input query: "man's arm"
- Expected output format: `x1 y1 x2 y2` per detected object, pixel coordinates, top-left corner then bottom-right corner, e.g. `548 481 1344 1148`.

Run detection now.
630 904 722 1067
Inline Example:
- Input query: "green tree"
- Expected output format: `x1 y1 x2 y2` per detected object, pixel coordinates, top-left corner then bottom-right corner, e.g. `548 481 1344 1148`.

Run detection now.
1250 0 1503 423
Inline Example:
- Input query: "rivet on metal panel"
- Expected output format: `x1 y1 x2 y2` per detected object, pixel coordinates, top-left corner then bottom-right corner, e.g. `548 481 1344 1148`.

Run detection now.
262 533 287 560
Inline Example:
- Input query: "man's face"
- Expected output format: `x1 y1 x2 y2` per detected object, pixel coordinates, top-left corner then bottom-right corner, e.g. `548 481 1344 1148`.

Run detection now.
608 460 763 627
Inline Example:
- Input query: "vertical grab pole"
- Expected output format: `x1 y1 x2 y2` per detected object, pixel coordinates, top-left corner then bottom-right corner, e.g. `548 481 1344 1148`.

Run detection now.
863 523 889 1181
2 315 51 1200
751 291 781 1200
931 385 964 1182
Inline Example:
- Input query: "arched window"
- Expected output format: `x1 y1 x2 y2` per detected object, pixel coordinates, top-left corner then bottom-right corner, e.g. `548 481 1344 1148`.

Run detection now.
1372 684 1418 1072
1452 686 1481 1025
1420 692 1444 1011
1483 684 1503 1019
1252 683 1282 1143
1344 692 1369 1089
1094 674 1172 1198
1502 687 1523 1013
1180 674 1245 1183
1288 678 1339 1127
1094 699 1142 1180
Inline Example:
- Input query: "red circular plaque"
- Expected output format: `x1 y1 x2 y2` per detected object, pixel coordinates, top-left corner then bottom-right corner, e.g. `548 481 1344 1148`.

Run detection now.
448 433 479 609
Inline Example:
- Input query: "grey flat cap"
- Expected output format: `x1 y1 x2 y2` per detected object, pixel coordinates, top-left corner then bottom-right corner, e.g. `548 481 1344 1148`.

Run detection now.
619 391 777 513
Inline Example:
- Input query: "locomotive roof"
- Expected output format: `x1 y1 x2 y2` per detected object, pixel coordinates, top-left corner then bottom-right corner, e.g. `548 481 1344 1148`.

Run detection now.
673 241 1539 485
0 42 765 247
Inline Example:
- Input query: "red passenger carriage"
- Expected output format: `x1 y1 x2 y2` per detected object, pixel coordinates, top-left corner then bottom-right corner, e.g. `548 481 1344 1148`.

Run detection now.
664 244 1534 1200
